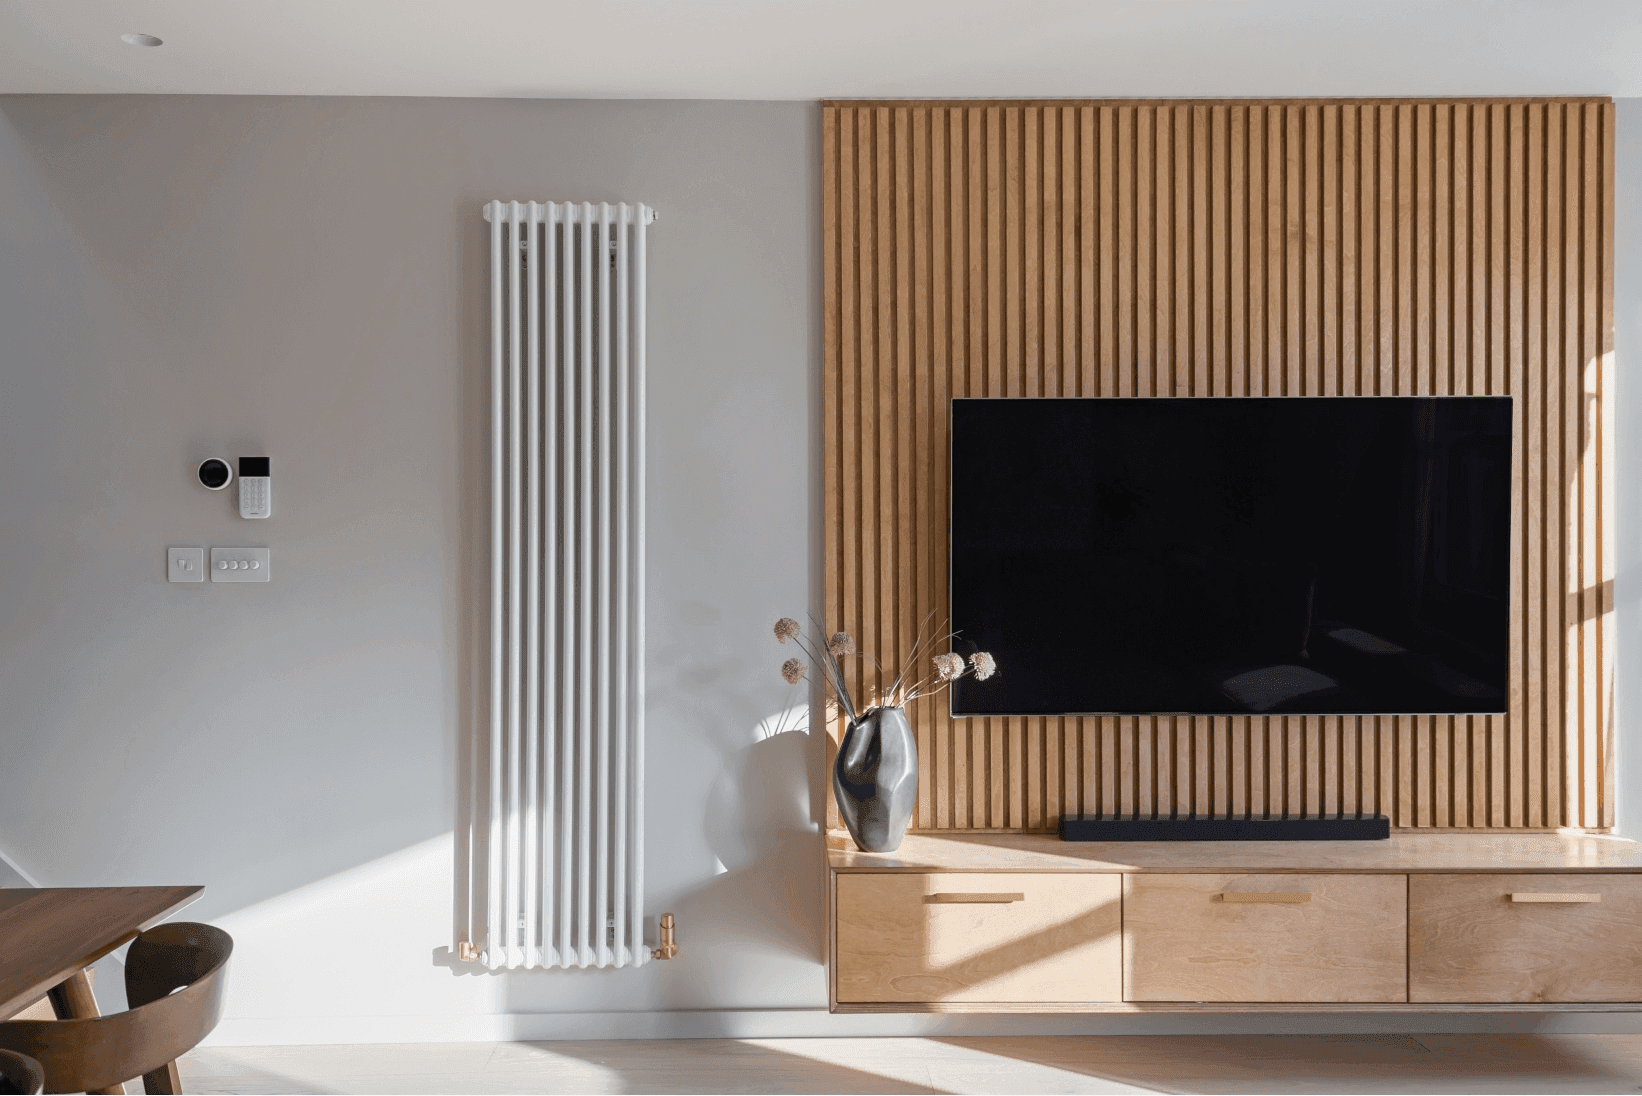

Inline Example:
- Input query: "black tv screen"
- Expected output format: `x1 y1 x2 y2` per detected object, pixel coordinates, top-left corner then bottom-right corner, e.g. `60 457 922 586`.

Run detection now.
949 397 1512 717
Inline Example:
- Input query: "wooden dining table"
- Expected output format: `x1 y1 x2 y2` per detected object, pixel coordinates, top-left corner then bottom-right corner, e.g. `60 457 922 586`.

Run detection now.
0 887 204 1021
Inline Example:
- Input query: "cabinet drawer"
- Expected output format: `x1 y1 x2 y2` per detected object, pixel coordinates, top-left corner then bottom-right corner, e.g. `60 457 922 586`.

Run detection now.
1410 874 1642 1002
834 872 1121 1003
1124 874 1407 1003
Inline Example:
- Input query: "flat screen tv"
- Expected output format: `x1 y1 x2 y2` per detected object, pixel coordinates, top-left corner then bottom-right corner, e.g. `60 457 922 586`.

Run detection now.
950 397 1512 717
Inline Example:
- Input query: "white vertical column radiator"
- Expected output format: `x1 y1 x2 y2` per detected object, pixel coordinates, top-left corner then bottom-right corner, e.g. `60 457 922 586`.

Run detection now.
466 199 653 970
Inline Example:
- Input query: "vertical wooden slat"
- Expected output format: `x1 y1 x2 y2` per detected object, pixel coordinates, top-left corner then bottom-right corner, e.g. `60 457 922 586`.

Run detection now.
1396 105 1415 828
1056 106 1079 823
1341 104 1359 399
822 98 1611 834
1098 106 1115 401
1544 101 1565 829
1580 102 1601 831
1397 104 1414 400
1472 101 1492 825
889 107 913 827
1286 105 1304 400
909 107 931 830
1120 716 1137 819
1599 101 1616 830
1342 717 1360 819
1249 105 1267 398
1137 107 1154 399
1303 103 1322 401
1450 104 1473 828
1361 103 1381 817
1084 106 1102 815
1487 101 1508 828
1212 106 1230 406
960 107 981 826
1271 105 1288 399
1524 101 1545 830
1322 104 1339 399
1506 102 1527 829
954 106 977 827
1231 105 1248 397
984 107 1004 828
822 107 843 833
1433 103 1453 830
1286 717 1303 820
1562 101 1580 828
860 105 882 756
1006 107 1027 829
932 107 952 829
1023 107 1045 829
839 107 865 833
1415 102 1432 401
1193 106 1211 404
1248 718 1265 821
1378 104 1396 402
1413 103 1434 829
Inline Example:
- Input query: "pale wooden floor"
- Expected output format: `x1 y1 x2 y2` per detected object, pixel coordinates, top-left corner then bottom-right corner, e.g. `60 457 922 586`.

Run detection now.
178 1034 1642 1094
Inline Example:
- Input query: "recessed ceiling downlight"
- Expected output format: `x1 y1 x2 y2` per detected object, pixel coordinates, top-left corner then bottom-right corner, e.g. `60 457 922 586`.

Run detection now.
121 33 163 47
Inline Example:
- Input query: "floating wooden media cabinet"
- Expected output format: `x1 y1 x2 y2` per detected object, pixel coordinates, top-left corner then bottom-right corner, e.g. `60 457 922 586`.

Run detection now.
828 832 1642 1012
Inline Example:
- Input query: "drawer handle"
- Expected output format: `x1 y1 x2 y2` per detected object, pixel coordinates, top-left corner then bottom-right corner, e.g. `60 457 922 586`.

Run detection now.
1510 893 1601 904
926 892 1026 904
1217 892 1311 904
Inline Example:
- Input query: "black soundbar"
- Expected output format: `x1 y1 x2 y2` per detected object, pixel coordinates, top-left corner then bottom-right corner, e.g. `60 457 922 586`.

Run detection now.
1059 815 1391 841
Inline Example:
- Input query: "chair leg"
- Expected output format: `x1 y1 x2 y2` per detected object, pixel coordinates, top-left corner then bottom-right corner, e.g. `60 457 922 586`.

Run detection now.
46 970 99 1020
47 971 126 1094
142 1061 182 1095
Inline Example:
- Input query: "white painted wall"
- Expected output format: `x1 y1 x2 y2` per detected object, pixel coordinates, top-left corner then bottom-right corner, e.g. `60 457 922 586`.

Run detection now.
0 95 827 1039
1 94 1640 1043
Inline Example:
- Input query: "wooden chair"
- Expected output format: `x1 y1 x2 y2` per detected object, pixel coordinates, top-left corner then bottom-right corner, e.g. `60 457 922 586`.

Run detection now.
0 923 231 1095
0 1050 44 1095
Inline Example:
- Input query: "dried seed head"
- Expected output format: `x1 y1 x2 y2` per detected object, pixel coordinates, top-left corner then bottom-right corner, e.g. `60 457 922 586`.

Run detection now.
781 657 807 684
969 651 997 681
933 652 965 681
774 618 801 644
827 631 855 656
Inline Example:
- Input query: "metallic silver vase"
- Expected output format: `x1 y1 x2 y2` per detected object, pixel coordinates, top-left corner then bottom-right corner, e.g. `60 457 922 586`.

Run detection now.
833 705 917 853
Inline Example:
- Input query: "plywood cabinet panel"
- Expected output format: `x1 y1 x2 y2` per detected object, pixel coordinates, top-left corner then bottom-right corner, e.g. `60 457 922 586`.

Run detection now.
1124 873 1407 1002
835 872 1121 1003
1410 874 1642 1002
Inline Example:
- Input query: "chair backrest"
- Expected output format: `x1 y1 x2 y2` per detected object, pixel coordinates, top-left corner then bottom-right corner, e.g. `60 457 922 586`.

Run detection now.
0 923 231 1094
0 1049 44 1096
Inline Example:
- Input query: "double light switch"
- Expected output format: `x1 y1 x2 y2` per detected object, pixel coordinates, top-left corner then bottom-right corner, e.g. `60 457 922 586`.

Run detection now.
168 546 271 583
168 546 205 582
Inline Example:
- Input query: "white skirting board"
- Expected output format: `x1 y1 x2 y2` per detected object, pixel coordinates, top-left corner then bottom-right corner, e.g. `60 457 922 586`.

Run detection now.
203 1008 1642 1046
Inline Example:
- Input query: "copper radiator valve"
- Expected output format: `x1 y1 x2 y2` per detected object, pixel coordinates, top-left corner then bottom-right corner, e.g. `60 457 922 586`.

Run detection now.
652 912 678 960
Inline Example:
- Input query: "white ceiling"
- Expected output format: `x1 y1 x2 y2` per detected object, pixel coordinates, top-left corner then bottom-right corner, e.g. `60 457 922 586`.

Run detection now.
2 0 1641 101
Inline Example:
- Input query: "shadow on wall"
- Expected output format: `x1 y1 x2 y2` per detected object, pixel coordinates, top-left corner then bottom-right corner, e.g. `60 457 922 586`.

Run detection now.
694 726 825 963
639 613 827 994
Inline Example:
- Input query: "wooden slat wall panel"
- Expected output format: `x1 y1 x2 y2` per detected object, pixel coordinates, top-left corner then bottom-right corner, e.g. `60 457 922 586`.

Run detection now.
821 98 1615 832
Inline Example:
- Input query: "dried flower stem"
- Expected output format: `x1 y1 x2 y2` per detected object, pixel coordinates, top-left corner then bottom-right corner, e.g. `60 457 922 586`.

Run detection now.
772 612 996 726
790 615 858 725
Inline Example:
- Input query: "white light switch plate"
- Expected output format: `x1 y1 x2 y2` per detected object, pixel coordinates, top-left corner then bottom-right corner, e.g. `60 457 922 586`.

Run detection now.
167 546 205 582
211 546 271 582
